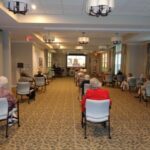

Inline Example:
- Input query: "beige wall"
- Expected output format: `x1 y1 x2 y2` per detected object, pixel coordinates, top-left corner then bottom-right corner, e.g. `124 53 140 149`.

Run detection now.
11 42 47 85
52 52 67 76
126 43 147 77
32 44 46 75
11 42 33 85
8 40 150 85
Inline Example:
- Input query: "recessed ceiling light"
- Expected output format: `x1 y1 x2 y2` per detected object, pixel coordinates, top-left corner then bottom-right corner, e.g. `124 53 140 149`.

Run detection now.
31 4 37 10
60 45 65 49
75 46 83 50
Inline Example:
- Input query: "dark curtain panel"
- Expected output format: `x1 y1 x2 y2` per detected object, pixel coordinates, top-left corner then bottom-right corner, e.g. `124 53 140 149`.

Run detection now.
146 43 150 76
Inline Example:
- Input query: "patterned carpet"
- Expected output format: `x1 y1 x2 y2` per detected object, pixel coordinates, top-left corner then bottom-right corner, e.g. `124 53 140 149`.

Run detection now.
0 77 150 150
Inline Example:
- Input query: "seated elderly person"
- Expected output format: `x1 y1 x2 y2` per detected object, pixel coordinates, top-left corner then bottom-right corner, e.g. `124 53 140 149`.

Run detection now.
0 76 17 125
34 71 44 77
81 77 112 114
136 74 145 88
19 72 35 99
80 74 90 97
77 71 85 86
117 70 123 75
34 70 47 81
135 75 150 99
20 71 34 82
74 69 79 85
120 73 134 91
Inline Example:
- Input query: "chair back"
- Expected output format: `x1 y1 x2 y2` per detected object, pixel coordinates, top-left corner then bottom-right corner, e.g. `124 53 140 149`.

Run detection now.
105 74 113 83
117 75 124 82
47 72 52 79
17 82 30 95
128 78 136 87
83 83 90 95
51 70 55 77
146 84 150 97
0 98 8 120
34 77 45 86
136 78 144 87
85 99 110 122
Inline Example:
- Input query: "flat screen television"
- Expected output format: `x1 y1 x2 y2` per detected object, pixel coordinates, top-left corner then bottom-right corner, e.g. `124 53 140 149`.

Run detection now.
67 54 86 68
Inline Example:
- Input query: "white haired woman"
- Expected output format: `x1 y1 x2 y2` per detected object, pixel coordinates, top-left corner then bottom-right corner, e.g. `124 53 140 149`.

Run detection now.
81 78 112 113
0 76 16 110
0 76 17 124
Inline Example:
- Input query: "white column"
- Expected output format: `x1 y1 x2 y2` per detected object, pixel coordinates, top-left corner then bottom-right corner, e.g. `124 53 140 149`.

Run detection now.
2 31 12 89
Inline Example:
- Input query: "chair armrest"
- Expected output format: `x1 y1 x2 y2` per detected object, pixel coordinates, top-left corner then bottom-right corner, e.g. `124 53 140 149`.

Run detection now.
30 89 34 93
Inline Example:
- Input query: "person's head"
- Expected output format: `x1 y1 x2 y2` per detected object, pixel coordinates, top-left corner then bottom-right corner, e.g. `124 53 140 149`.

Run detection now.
140 74 144 79
0 76 8 88
83 69 87 73
20 71 28 77
80 68 84 72
90 78 102 89
84 74 90 80
146 75 150 81
38 70 42 75
128 73 133 77
75 68 79 72
78 72 84 77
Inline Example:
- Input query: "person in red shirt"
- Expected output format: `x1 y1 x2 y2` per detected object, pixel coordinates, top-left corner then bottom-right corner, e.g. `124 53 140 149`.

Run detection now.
81 78 112 113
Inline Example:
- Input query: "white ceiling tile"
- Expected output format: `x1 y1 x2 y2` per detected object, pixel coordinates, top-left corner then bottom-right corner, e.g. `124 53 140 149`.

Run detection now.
62 0 83 5
63 4 83 15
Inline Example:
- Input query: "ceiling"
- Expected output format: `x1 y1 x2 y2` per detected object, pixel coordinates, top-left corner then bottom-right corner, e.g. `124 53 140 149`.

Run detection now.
1 0 150 53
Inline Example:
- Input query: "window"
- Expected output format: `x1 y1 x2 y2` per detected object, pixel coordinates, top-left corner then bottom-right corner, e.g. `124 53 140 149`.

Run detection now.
47 52 52 68
102 53 108 72
115 44 122 74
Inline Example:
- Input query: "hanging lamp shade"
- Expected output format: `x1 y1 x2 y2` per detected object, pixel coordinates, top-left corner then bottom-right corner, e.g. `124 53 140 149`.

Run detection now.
86 0 114 17
7 0 28 15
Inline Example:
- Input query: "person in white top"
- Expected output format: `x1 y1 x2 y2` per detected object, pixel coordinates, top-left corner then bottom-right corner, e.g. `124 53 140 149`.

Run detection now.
136 75 150 99
120 73 134 91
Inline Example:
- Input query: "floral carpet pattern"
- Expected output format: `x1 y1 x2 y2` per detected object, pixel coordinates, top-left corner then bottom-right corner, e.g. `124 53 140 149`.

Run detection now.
0 77 150 150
